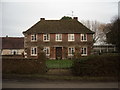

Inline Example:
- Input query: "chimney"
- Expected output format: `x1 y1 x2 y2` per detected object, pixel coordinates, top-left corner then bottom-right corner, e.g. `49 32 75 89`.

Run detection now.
40 18 45 21
73 17 78 20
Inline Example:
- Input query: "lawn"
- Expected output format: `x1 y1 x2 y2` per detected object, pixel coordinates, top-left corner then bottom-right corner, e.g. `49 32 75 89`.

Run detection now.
46 59 73 69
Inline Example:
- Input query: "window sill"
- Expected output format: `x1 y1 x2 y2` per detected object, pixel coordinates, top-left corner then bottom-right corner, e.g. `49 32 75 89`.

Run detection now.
31 40 37 42
81 40 87 42
68 54 74 56
46 54 50 56
31 54 37 56
43 40 50 42
56 40 62 42
81 54 87 56
68 40 74 42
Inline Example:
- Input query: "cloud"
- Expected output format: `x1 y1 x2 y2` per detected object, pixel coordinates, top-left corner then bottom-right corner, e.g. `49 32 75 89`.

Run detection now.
1 1 118 36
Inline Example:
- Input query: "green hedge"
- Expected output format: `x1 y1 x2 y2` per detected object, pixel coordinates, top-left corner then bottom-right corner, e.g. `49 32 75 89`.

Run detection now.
2 52 46 74
72 54 120 77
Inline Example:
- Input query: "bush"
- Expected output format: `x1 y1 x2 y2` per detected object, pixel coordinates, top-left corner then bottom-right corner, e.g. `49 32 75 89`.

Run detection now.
72 54 120 77
2 52 47 74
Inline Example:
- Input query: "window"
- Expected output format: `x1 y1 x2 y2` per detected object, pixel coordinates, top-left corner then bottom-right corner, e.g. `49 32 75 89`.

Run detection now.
56 34 62 41
68 34 74 41
31 47 37 56
43 34 50 41
31 34 37 41
81 34 87 41
11 50 18 55
68 47 75 56
81 47 87 56
43 47 50 56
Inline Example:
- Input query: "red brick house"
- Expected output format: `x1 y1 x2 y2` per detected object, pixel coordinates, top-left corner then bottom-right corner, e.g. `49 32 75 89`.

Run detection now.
23 17 94 59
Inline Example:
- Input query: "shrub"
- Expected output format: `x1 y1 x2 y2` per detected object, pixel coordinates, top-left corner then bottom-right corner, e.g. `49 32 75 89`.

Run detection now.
72 54 120 77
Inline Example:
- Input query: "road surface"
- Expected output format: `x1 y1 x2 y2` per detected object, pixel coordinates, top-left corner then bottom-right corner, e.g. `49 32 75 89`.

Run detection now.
2 79 119 88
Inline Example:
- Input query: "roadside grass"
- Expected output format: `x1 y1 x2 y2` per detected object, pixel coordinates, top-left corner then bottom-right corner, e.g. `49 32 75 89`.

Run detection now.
3 74 118 82
46 59 73 69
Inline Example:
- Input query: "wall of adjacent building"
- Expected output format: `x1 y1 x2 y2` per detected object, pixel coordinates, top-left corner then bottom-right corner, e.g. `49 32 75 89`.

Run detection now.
1 49 24 55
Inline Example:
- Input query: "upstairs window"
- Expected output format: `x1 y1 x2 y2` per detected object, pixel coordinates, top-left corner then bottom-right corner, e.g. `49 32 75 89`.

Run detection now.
43 47 50 56
68 47 75 56
68 34 74 41
56 34 62 41
31 47 37 56
43 34 50 41
31 34 37 41
81 34 87 41
81 47 87 56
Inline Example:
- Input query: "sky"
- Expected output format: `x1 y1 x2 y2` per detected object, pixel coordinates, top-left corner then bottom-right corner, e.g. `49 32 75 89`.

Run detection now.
0 0 119 37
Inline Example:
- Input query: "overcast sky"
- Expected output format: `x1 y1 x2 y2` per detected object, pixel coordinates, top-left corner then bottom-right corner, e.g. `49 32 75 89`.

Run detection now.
1 0 119 37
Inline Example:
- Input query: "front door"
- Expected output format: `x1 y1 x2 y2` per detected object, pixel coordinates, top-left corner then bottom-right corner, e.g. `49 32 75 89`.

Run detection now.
56 47 62 59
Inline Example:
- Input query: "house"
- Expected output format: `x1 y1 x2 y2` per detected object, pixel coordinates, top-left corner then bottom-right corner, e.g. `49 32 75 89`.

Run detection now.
23 17 94 59
1 36 24 56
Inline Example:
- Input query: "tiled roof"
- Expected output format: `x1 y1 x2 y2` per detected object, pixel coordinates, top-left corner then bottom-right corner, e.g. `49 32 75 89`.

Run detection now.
1 37 24 49
23 19 94 34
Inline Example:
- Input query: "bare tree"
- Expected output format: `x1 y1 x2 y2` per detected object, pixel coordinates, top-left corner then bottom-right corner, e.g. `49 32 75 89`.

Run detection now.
81 20 106 44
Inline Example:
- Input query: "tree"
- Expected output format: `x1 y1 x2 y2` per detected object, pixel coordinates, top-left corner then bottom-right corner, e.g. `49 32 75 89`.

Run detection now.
106 18 120 52
61 16 72 20
81 20 106 43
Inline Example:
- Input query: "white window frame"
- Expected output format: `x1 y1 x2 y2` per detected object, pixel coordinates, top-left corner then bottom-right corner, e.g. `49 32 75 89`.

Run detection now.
68 34 74 41
43 47 50 56
31 47 37 56
68 47 75 56
56 34 62 41
11 50 18 55
31 34 37 42
81 34 87 41
81 47 87 56
43 34 50 41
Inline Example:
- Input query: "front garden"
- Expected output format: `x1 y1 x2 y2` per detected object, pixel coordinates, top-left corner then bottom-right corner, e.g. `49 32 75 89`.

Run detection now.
2 53 120 81
46 59 73 69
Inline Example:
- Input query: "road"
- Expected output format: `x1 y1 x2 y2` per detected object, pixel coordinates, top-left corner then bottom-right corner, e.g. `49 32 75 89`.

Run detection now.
2 79 119 88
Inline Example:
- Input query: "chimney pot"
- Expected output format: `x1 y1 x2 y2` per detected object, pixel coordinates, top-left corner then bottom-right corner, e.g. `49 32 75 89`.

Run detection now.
40 18 45 21
73 17 78 20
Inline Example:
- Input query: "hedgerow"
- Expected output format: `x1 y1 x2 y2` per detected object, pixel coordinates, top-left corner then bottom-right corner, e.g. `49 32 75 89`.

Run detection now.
72 54 120 77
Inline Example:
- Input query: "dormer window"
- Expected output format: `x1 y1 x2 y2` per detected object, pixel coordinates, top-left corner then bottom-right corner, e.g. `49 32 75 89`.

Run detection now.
43 34 50 41
31 34 37 41
68 34 74 41
81 34 87 41
56 34 62 41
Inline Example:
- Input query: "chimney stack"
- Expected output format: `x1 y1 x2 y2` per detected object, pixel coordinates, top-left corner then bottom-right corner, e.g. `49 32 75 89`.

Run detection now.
40 18 45 21
73 17 78 20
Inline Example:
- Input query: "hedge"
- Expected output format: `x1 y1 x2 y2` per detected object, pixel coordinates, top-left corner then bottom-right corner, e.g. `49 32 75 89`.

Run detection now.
2 52 47 74
72 54 120 77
